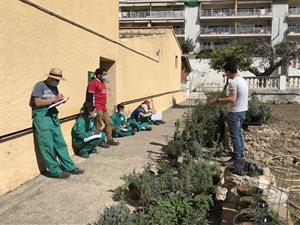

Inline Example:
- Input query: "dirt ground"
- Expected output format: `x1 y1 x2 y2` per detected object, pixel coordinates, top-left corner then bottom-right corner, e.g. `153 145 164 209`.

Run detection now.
268 104 300 129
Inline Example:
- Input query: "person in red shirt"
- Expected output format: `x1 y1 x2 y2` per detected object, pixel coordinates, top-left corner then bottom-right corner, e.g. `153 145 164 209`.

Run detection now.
86 68 119 147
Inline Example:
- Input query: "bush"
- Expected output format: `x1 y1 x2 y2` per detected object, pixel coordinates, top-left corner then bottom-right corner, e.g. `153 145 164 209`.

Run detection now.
246 97 271 124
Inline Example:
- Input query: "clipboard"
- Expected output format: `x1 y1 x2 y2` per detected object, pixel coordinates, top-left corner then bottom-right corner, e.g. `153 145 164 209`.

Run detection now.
48 97 69 109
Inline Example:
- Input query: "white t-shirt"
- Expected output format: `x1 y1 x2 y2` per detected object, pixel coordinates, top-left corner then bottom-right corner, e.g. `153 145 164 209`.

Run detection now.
228 76 248 112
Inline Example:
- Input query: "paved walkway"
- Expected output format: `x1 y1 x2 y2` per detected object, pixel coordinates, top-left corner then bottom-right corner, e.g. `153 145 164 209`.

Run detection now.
0 105 186 225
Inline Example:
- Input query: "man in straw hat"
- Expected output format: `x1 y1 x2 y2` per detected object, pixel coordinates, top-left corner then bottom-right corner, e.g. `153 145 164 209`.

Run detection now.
30 67 84 179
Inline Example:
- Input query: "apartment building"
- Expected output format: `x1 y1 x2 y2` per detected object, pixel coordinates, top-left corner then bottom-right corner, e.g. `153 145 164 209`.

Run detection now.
119 0 201 43
198 0 300 50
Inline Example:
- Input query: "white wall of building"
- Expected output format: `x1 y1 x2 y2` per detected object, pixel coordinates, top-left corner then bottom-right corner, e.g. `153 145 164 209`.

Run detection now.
271 1 289 45
185 6 200 50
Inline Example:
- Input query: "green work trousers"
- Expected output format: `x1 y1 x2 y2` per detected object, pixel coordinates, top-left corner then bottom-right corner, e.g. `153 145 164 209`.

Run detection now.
112 127 133 138
128 119 149 131
33 108 76 177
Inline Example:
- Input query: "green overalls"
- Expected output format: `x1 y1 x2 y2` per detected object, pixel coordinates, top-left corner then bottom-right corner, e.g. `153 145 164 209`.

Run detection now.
111 112 133 137
32 106 76 177
127 119 149 131
72 116 106 155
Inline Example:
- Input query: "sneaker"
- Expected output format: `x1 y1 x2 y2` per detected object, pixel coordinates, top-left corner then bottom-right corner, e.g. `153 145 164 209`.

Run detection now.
99 142 110 148
55 171 71 179
159 120 166 124
153 121 160 125
222 157 237 166
107 139 119 146
79 153 90 158
71 168 85 175
145 127 152 131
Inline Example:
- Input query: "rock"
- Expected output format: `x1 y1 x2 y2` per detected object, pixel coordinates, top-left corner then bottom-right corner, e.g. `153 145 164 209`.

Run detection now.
215 186 228 201
263 167 271 177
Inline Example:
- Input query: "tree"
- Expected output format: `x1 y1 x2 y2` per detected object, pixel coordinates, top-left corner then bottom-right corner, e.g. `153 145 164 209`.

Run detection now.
196 38 300 77
179 38 195 54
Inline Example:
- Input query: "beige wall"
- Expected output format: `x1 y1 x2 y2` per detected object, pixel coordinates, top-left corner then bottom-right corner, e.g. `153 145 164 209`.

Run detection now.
0 0 184 195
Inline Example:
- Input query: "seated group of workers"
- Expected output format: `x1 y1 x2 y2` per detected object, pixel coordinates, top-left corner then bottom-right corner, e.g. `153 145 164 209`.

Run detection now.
72 99 164 159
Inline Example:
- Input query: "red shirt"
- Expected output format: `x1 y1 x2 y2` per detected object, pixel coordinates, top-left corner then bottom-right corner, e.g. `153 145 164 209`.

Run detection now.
87 78 107 110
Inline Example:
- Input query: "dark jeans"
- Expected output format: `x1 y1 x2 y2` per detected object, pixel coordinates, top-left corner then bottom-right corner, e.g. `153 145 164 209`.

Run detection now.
227 111 246 160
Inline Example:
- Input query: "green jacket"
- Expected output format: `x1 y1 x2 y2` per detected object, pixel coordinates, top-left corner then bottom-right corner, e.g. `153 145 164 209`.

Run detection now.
72 116 96 147
111 112 127 128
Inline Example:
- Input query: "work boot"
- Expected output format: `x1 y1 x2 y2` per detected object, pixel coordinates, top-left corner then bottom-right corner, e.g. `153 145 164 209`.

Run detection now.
79 153 90 158
91 149 99 154
99 142 110 148
107 139 119 146
56 171 71 179
71 168 85 175
145 127 152 131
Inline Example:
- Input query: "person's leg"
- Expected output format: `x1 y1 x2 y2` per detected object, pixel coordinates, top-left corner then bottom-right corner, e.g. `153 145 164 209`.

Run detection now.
52 124 77 172
115 127 133 137
128 119 141 131
33 117 64 177
95 110 104 133
102 110 113 140
227 112 243 160
239 111 246 158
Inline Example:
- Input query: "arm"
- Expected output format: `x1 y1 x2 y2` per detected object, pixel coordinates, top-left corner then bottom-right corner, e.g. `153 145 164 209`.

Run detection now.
86 81 96 106
209 89 237 105
34 94 64 107
139 111 152 118
74 118 94 139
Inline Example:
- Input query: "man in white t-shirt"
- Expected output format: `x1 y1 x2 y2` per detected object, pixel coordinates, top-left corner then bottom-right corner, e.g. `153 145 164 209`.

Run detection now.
209 60 248 162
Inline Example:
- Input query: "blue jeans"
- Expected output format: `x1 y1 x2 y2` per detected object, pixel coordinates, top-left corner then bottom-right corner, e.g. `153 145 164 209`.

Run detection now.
227 111 246 160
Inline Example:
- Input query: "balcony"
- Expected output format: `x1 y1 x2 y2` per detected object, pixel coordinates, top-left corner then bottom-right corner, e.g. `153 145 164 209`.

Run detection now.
289 7 300 16
288 25 300 36
237 8 272 16
198 27 272 38
200 43 229 49
200 8 272 19
120 10 185 20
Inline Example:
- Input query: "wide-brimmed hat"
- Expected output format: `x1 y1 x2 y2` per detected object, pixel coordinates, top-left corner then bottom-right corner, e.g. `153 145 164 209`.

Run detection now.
45 68 66 81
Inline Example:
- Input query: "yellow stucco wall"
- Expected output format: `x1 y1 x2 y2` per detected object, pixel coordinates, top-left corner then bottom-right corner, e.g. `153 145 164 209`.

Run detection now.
0 0 184 195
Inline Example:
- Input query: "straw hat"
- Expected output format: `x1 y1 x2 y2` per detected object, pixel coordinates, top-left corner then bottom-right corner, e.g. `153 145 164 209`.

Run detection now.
46 68 66 81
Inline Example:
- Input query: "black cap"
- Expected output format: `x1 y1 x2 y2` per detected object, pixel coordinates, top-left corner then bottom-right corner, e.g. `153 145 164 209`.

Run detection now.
95 68 107 76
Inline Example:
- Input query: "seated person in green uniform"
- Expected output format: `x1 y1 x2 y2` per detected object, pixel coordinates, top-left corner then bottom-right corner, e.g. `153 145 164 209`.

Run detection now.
30 67 84 179
111 104 135 138
72 102 106 158
142 99 165 125
130 104 152 131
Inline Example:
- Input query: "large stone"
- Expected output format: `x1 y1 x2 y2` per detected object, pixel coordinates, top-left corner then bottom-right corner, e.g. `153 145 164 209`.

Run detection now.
216 186 228 201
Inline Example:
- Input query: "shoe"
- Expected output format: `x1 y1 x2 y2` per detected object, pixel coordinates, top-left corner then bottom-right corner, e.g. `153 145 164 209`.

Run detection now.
145 127 152 131
79 153 90 158
99 142 110 148
159 120 166 124
222 157 238 166
91 149 99 154
71 168 85 175
55 171 70 179
153 121 160 125
107 139 119 146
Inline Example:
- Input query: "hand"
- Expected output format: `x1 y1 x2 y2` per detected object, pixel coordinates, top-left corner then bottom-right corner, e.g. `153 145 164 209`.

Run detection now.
54 94 64 102
208 98 218 105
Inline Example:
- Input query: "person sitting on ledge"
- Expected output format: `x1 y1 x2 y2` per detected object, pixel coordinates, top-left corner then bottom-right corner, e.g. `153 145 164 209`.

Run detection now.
111 104 135 138
130 104 152 131
72 102 106 158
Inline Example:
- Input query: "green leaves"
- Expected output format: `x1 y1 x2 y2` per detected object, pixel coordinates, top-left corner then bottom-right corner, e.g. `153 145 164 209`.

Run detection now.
210 45 252 72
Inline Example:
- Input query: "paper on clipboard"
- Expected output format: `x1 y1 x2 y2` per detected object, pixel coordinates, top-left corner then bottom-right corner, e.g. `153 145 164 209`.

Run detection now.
151 112 162 121
48 97 69 109
83 133 103 142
